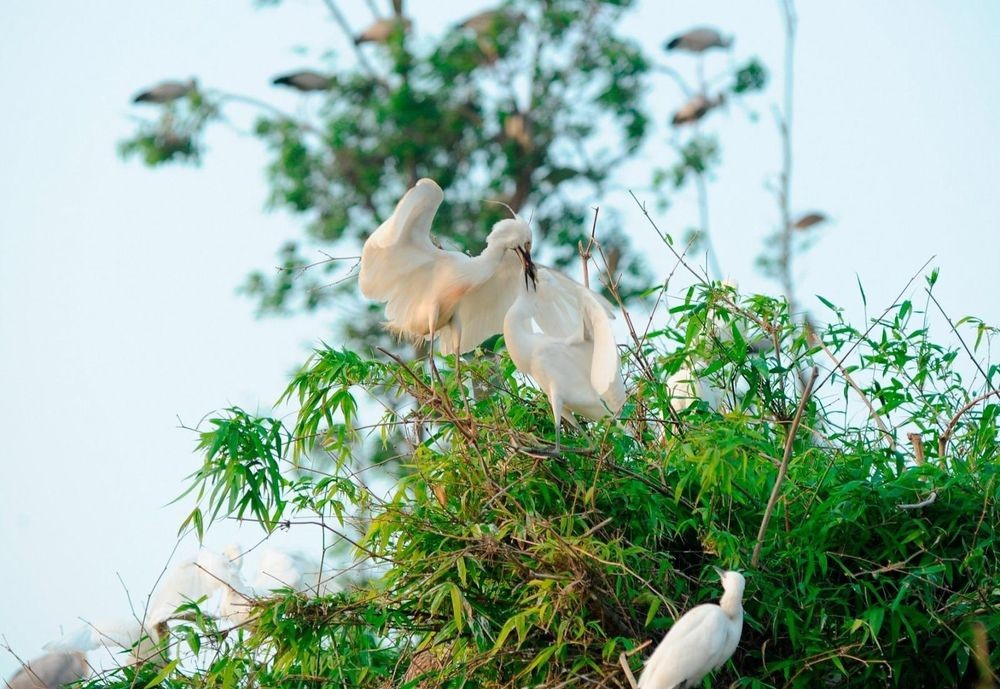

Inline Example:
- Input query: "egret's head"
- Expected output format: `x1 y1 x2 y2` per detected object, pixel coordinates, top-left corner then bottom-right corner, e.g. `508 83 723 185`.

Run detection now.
713 567 746 596
488 218 536 287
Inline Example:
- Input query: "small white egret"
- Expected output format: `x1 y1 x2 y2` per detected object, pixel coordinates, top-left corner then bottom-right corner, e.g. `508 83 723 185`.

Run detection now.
637 569 745 689
251 549 339 597
45 546 248 663
4 652 88 689
503 268 625 452
271 70 332 92
664 27 733 53
131 79 195 105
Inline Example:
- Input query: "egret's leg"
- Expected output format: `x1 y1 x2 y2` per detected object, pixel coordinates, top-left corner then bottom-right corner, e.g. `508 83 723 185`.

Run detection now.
427 309 441 384
550 394 563 455
451 320 472 412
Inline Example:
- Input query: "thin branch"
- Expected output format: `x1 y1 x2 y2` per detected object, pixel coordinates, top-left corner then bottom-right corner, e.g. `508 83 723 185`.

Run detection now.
751 366 817 568
619 652 639 689
579 206 599 288
938 389 1000 460
774 0 799 313
320 0 382 81
926 288 998 395
815 335 894 448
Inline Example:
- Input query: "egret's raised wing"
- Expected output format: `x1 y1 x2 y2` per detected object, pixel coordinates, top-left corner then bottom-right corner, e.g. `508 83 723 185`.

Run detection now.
359 179 445 302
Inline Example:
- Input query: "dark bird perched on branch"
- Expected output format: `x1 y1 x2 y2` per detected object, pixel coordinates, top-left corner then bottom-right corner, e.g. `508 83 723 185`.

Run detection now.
671 93 725 127
131 79 195 105
355 17 411 45
271 70 333 92
665 27 732 53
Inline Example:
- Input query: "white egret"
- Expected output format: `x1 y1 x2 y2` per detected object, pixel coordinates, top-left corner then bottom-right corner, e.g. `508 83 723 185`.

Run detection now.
637 569 745 689
271 70 332 92
359 178 538 365
45 546 248 663
4 652 88 689
502 268 625 452
131 79 195 105
664 27 732 53
251 549 339 597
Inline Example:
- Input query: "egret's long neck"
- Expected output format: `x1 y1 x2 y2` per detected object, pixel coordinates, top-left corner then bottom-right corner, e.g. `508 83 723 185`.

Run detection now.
503 288 536 366
467 242 508 288
719 588 744 620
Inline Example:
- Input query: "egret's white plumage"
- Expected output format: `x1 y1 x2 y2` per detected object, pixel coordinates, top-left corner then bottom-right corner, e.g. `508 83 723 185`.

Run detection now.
45 546 249 662
638 569 745 689
4 652 88 689
503 269 625 449
252 549 339 597
360 178 582 360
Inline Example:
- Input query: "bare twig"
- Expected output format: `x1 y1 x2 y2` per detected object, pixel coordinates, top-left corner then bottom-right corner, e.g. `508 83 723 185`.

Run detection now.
774 0 799 313
320 0 383 82
579 207 599 289
751 366 817 568
815 336 894 448
926 288 998 395
938 389 1000 460
619 652 639 689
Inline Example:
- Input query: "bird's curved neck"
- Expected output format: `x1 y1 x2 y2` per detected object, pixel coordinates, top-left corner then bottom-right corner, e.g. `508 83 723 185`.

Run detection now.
719 589 743 619
469 242 508 286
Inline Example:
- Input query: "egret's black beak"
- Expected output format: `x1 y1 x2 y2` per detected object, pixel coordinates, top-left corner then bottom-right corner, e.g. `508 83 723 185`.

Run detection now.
516 247 537 290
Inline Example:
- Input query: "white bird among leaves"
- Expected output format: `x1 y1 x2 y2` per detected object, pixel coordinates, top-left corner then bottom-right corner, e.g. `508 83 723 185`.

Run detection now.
45 546 248 664
361 179 580 369
503 268 625 452
638 569 745 689
4 652 89 689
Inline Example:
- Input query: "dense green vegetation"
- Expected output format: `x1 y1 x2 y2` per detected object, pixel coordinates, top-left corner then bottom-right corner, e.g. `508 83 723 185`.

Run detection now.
87 263 999 687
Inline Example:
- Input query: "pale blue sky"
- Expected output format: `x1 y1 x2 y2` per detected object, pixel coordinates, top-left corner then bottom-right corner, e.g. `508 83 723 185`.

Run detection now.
1 0 998 677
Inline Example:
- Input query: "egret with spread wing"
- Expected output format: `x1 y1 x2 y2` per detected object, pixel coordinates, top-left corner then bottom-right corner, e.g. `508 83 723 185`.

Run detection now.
502 268 625 452
359 178 538 369
637 569 745 689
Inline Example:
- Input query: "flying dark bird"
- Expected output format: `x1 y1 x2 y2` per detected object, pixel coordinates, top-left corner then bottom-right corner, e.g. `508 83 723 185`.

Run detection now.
271 70 332 92
458 8 525 34
671 93 725 127
355 17 411 45
665 27 733 53
131 79 195 105
638 569 745 688
793 212 828 230
4 652 88 689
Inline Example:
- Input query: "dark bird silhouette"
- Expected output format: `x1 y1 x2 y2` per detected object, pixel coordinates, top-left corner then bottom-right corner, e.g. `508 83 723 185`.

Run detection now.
131 79 195 105
355 17 411 45
793 212 828 230
271 70 332 92
665 27 732 53
671 93 725 127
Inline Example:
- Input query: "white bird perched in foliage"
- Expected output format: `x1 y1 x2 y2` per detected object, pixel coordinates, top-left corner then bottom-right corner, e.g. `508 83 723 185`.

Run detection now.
359 178 537 360
251 549 339 597
664 27 732 53
638 569 745 689
45 546 248 663
4 652 88 689
503 268 625 452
